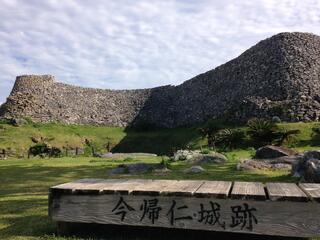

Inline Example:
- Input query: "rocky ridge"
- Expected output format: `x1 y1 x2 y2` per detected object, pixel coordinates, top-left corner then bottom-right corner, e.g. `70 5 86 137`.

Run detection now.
1 32 320 127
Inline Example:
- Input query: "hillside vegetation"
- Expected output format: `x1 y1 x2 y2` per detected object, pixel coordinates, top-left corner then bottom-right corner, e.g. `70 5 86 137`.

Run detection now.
1 120 320 157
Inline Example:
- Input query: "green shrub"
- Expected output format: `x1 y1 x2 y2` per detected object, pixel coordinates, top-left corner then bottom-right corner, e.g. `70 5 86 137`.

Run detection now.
84 139 103 156
198 120 228 149
200 149 211 154
0 119 11 124
215 128 245 150
274 129 301 146
246 118 300 147
160 156 171 169
49 147 62 157
246 118 279 147
28 143 62 158
123 157 134 162
311 125 320 144
29 143 49 157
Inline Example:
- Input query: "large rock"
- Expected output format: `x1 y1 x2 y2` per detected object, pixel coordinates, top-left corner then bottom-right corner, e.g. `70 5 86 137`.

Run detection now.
254 145 298 159
183 166 205 174
109 163 163 175
173 150 226 165
292 151 320 183
191 152 227 165
102 152 157 158
173 150 195 161
237 155 302 171
237 159 293 171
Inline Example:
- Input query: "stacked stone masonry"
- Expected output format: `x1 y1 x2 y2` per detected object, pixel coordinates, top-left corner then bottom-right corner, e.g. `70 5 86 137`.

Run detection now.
1 32 320 127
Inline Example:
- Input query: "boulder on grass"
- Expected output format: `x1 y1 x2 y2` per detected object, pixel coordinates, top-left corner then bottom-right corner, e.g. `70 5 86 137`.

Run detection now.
109 163 164 175
173 150 227 165
183 165 205 174
237 160 292 171
254 145 298 159
191 152 227 165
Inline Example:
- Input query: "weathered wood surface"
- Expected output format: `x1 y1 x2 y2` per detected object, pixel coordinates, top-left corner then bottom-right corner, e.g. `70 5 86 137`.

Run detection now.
266 183 308 201
231 182 266 200
299 183 320 202
194 181 231 198
49 179 320 238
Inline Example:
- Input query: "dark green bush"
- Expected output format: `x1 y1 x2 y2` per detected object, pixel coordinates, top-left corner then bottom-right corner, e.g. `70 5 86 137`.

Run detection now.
49 147 62 157
274 129 301 146
311 125 320 145
215 128 245 150
246 118 279 147
200 149 211 154
28 143 62 158
29 143 49 157
198 120 228 148
247 118 300 147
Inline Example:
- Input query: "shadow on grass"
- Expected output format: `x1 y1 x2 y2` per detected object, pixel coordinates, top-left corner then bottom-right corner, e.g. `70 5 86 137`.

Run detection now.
0 213 54 238
0 166 110 196
112 126 202 155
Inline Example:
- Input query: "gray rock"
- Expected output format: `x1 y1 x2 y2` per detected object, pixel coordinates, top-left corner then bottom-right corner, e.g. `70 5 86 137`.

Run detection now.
303 150 320 160
173 150 195 161
191 152 227 165
173 150 226 165
184 165 205 173
292 151 320 182
109 163 162 175
237 160 292 171
255 145 298 159
109 167 126 175
102 152 157 158
101 152 113 158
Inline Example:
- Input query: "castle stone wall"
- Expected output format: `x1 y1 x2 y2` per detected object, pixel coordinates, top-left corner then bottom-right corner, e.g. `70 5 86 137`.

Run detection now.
1 32 320 127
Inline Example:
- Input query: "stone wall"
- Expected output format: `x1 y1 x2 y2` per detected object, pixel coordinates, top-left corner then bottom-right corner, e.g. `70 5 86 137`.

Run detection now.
1 32 320 127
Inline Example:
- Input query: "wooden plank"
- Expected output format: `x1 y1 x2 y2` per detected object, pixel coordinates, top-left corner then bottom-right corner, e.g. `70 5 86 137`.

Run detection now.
73 179 127 194
50 193 320 237
194 181 232 198
161 180 204 196
102 179 153 195
266 183 308 202
231 182 266 200
50 179 127 194
131 180 175 196
299 183 320 202
50 179 103 193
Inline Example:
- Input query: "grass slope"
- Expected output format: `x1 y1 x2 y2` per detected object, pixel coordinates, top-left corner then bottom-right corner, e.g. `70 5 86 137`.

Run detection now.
0 154 294 240
1 121 320 156
1 121 320 239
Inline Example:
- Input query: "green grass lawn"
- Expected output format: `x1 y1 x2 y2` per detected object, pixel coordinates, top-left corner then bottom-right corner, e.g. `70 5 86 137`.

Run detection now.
1 121 320 239
0 153 295 240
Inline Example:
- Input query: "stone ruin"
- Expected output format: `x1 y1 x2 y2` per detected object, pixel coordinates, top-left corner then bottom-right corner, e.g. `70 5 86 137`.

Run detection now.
1 32 320 128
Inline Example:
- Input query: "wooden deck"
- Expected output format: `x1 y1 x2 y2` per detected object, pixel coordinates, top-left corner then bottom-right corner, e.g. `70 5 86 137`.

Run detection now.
49 179 320 238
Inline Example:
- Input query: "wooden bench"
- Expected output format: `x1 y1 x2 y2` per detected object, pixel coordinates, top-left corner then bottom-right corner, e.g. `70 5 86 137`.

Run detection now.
49 179 320 238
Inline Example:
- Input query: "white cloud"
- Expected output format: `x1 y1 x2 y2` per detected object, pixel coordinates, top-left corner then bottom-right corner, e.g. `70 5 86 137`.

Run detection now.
0 0 320 102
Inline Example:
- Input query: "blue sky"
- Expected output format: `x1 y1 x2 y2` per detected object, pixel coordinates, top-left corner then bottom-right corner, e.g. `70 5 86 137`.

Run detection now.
1 0 320 103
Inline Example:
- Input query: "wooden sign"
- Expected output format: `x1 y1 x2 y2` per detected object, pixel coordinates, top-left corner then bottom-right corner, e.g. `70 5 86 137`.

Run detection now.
49 179 320 238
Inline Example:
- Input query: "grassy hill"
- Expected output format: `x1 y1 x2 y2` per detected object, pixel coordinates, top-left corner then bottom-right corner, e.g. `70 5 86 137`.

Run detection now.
1 120 320 240
1 120 320 157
